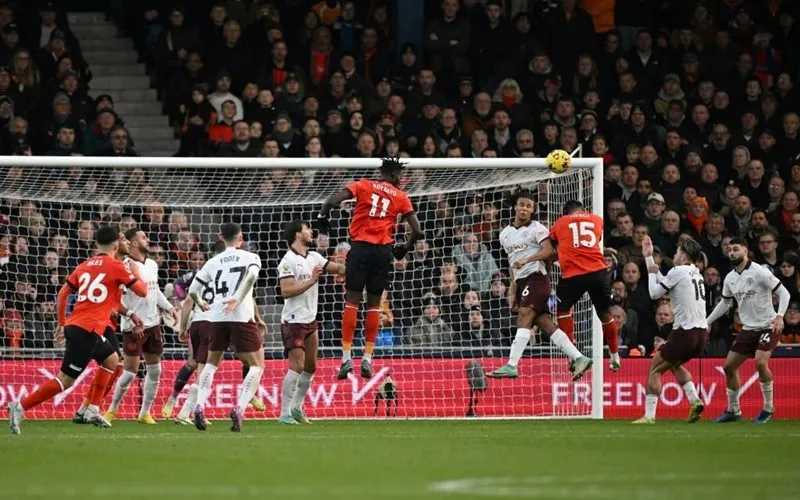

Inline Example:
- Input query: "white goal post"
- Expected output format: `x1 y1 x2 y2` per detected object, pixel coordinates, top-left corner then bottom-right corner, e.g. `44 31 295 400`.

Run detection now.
0 156 604 420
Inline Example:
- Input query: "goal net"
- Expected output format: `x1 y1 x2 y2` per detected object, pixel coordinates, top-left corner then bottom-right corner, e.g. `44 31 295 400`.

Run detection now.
0 157 603 419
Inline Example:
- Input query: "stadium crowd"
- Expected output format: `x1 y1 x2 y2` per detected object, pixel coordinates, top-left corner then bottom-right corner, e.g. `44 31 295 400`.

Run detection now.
1 0 800 357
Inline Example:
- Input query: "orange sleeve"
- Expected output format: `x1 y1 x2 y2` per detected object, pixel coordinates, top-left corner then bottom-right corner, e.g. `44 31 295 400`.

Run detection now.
399 192 414 215
57 283 72 326
119 261 148 297
346 179 362 199
549 218 560 242
129 279 148 297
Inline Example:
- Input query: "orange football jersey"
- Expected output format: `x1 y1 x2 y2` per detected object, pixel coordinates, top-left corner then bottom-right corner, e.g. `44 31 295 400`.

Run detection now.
550 212 607 279
65 254 138 335
347 178 414 245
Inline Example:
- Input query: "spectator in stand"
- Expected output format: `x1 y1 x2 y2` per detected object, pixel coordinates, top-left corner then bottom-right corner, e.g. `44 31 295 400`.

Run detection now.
408 298 453 347
217 120 259 157
94 126 138 157
208 71 244 121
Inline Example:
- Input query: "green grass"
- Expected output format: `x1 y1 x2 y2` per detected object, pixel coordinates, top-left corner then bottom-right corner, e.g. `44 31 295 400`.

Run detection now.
1 420 799 499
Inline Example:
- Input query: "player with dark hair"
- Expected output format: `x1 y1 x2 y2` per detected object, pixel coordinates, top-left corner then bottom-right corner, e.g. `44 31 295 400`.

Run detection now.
8 225 149 434
277 221 345 424
188 223 264 432
72 231 144 424
519 200 621 371
105 227 178 424
487 190 592 380
706 238 790 424
163 240 267 423
316 157 423 379
634 236 708 424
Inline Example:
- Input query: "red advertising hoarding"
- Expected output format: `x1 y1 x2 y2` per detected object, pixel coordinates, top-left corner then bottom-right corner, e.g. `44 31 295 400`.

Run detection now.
0 358 798 419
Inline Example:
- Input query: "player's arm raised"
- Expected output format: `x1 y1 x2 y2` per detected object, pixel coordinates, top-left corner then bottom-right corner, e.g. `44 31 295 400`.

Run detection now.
643 236 669 300
325 260 346 276
316 187 354 234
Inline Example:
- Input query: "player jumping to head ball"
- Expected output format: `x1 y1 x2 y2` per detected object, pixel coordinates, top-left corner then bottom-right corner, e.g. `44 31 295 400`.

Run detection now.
487 191 592 380
316 157 423 380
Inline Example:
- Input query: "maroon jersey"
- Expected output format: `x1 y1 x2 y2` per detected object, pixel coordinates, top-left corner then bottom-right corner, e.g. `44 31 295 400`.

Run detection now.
346 178 414 245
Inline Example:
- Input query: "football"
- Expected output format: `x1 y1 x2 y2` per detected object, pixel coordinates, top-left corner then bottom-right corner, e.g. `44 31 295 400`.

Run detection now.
546 149 571 174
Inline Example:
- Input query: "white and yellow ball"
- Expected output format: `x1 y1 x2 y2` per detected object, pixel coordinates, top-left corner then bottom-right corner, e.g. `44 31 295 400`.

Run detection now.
546 149 571 174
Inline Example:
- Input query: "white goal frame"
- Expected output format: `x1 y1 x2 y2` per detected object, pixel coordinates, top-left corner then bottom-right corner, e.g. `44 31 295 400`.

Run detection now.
0 155 604 420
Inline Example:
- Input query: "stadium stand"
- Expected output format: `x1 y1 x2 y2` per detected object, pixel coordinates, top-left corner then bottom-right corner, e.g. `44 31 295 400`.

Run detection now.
1 0 800 359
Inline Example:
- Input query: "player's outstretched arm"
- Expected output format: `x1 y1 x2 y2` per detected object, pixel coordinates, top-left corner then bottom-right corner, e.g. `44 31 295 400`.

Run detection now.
706 297 732 325
326 261 346 276
316 187 354 234
394 212 424 260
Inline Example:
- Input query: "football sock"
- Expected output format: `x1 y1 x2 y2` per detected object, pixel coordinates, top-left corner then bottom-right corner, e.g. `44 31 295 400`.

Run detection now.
171 362 195 399
291 371 314 410
549 329 582 361
281 370 300 418
178 384 199 418
195 364 218 410
557 313 574 343
682 381 699 405
644 394 658 419
761 382 774 412
87 366 114 407
602 318 619 354
507 328 531 367
237 366 264 414
139 363 161 418
105 365 123 398
341 302 358 361
22 378 63 411
364 307 380 361
110 370 136 412
726 388 741 413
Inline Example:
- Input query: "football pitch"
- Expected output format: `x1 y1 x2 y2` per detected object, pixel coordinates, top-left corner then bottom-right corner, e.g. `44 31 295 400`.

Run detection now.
1 420 798 499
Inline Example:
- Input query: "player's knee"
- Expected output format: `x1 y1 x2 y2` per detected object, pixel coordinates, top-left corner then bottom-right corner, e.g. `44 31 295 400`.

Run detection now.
754 355 770 373
57 372 75 390
517 309 535 327
722 363 737 378
304 360 317 374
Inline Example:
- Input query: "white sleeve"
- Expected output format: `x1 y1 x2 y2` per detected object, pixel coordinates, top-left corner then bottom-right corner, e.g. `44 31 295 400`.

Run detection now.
721 275 734 300
650 267 680 300
534 223 550 244
193 261 213 288
247 251 262 271
313 251 329 271
156 289 172 310
759 266 782 292
277 254 294 280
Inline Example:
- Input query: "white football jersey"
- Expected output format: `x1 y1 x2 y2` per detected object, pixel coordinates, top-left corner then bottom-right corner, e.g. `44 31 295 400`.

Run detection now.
278 249 328 324
659 264 708 330
499 221 549 280
722 261 781 330
192 247 261 323
120 257 165 330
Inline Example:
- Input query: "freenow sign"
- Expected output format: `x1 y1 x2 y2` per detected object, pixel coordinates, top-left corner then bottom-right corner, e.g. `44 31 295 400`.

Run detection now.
0 358 798 419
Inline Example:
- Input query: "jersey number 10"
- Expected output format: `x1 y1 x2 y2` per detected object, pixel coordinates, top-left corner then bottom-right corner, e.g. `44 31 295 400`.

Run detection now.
369 194 390 218
568 222 597 248
691 278 706 301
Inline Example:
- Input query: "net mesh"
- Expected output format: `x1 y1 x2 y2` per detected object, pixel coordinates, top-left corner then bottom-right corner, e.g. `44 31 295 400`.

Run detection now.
0 161 598 419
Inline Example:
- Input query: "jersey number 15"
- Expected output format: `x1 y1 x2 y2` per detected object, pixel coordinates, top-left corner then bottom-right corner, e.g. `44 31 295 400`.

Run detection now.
568 222 597 248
